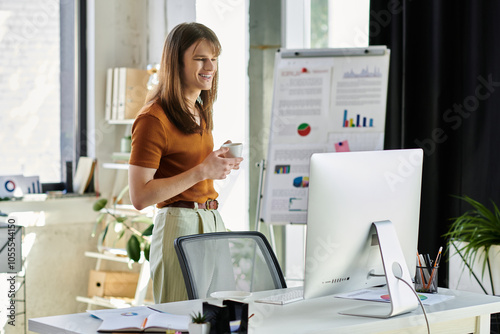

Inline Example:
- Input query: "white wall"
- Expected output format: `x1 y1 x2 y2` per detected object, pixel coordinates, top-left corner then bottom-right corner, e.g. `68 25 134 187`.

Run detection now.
87 0 148 200
328 0 370 47
196 0 249 231
0 197 98 334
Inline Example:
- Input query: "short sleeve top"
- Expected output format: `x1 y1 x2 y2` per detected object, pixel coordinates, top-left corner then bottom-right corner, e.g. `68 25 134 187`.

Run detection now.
129 101 218 208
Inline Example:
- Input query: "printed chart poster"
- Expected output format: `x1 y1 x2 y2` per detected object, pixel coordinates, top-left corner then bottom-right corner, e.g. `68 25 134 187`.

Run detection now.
263 143 327 224
330 55 388 131
261 48 390 224
0 175 41 197
271 67 331 145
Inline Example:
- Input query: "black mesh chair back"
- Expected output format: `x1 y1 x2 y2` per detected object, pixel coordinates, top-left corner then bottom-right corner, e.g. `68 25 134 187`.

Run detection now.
174 231 287 300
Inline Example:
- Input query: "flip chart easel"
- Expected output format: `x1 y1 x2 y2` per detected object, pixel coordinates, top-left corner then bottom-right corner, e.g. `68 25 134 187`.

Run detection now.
255 46 390 255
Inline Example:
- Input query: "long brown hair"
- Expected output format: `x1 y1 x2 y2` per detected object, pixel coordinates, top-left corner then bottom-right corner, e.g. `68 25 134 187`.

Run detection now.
146 22 221 134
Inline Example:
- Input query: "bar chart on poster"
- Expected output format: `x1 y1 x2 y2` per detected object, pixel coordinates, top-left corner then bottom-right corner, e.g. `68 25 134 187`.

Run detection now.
261 46 390 224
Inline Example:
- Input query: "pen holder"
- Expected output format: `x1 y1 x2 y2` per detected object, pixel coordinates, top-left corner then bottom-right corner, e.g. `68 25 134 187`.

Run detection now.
415 265 438 293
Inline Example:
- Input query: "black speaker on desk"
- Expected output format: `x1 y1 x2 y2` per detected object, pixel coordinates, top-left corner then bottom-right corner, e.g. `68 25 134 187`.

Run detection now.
202 300 248 334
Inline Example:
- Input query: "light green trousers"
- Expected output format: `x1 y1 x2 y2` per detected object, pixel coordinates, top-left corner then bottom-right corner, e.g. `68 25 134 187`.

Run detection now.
149 206 226 303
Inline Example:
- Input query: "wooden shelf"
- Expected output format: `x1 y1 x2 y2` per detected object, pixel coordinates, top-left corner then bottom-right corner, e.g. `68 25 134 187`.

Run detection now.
107 119 134 125
84 251 133 264
79 251 151 309
76 296 132 309
76 295 153 308
101 205 155 218
102 163 129 170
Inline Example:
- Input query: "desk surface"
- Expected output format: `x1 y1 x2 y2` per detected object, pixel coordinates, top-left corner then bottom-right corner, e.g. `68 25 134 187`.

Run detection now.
29 288 500 334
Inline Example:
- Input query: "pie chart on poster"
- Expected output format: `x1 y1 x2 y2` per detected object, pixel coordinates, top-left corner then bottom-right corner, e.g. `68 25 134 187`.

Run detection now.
297 123 311 136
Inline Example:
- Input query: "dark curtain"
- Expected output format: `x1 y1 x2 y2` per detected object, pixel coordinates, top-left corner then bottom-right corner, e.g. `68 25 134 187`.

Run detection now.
369 0 500 287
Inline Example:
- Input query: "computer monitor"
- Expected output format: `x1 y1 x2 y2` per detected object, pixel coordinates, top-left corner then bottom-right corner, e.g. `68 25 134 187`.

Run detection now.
303 149 423 318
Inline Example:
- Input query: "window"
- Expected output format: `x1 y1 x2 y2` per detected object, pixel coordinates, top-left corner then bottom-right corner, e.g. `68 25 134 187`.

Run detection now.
284 0 370 49
0 0 78 184
197 0 249 231
282 0 370 282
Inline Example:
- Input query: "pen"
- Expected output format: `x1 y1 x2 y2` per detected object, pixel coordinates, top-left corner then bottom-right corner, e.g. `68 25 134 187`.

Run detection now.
416 252 427 286
425 246 443 290
248 313 255 320
424 253 433 278
141 316 148 329
435 246 443 267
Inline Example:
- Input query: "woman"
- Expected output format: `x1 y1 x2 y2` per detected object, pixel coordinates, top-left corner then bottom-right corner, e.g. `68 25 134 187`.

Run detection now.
128 22 243 303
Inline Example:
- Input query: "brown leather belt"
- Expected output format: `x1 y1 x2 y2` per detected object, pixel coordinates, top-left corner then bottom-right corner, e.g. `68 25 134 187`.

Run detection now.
164 199 219 210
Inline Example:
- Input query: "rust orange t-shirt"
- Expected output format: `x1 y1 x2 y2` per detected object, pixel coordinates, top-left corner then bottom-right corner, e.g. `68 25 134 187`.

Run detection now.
129 101 218 208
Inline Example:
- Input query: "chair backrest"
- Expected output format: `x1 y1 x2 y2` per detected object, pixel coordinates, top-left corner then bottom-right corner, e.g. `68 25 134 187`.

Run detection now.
174 231 287 299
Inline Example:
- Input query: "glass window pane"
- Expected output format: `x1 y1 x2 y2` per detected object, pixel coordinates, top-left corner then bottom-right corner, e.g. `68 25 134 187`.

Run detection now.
0 0 65 183
311 0 329 48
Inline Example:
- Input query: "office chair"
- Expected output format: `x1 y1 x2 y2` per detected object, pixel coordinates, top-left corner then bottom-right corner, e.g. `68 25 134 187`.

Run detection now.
174 231 287 300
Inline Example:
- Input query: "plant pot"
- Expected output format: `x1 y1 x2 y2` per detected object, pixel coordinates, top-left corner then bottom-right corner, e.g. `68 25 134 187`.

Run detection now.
188 322 211 334
120 136 131 153
448 241 500 296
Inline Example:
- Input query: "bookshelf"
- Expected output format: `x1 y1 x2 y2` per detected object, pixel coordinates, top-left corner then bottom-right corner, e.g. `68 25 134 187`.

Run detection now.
108 119 134 125
76 251 152 309
103 163 129 170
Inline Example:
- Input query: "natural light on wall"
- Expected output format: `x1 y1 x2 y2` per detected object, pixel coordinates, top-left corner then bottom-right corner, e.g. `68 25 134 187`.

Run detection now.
283 0 370 285
327 0 370 47
285 0 370 49
0 1 61 183
196 0 249 231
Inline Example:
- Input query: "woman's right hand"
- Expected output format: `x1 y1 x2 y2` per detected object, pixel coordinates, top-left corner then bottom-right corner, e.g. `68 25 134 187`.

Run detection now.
200 147 243 180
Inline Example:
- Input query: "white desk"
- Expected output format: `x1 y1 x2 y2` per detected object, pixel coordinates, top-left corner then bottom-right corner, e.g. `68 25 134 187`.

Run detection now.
29 288 500 334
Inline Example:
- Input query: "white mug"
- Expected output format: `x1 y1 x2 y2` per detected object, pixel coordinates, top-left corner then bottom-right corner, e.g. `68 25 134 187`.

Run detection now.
222 143 243 158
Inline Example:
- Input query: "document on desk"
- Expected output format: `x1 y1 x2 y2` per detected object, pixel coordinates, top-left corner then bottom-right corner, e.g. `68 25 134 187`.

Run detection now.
335 287 454 306
88 306 189 332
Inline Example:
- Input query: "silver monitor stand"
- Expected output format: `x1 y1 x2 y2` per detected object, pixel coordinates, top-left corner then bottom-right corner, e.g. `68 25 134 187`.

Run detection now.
340 220 419 318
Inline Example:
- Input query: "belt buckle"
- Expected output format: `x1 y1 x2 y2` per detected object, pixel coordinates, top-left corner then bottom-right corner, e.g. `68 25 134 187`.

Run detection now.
204 199 218 210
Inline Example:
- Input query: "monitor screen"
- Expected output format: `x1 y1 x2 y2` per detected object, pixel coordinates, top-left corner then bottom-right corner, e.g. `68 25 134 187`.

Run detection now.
303 149 423 301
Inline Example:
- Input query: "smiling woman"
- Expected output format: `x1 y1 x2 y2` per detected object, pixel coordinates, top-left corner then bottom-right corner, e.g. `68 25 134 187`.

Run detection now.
127 22 243 304
181 40 218 103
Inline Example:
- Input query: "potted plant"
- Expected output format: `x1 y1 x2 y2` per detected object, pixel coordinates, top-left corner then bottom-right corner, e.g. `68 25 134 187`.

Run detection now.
444 195 500 295
188 311 210 334
92 185 154 263
121 135 132 153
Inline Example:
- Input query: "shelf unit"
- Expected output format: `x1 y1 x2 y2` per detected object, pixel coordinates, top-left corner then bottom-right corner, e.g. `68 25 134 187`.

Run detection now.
79 118 152 309
102 163 130 170
76 251 151 309
107 119 134 125
101 119 132 203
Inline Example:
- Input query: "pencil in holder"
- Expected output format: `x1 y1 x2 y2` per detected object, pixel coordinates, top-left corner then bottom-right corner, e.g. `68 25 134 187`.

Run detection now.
415 265 438 293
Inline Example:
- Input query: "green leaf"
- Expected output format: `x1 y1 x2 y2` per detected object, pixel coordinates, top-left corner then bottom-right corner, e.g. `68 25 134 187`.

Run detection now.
93 198 108 211
116 229 126 241
115 185 130 204
116 216 127 223
141 224 154 236
97 224 110 251
143 242 151 261
191 311 207 324
91 212 106 237
126 234 141 262
131 216 153 225
444 195 500 288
